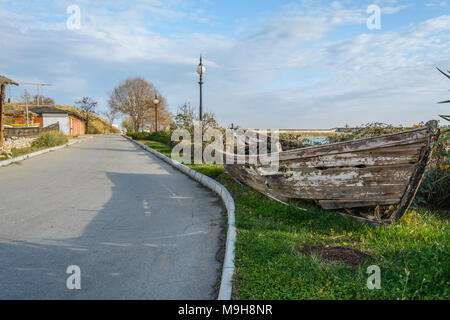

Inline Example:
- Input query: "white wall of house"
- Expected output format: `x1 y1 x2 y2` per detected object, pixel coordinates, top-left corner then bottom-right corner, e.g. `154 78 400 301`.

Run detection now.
42 113 70 135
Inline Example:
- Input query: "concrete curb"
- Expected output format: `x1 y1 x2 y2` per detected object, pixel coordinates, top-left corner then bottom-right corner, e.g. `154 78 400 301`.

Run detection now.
0 136 93 168
122 135 236 301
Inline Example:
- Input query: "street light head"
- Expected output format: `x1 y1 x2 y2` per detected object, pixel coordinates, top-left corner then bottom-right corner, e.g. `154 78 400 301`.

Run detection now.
197 55 205 75
197 64 205 75
154 98 159 104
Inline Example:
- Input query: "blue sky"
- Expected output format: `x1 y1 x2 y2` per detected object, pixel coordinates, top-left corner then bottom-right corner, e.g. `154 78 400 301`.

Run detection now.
0 0 449 128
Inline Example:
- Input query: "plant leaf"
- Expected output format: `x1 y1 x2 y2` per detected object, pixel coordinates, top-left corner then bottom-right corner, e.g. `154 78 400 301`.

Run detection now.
435 135 450 145
436 67 450 80
438 100 450 104
436 173 450 183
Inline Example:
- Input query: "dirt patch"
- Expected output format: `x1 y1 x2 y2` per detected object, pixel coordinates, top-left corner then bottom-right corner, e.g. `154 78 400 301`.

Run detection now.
296 245 372 268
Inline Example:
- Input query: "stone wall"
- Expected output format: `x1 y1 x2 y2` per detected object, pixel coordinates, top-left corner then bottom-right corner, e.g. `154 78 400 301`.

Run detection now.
0 137 36 158
4 123 59 138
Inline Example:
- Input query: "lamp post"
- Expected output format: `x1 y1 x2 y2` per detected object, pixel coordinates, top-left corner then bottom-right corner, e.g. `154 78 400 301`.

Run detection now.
196 55 205 122
153 94 159 133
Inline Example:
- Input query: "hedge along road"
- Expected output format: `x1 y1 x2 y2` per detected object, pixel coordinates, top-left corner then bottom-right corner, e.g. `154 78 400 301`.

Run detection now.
0 135 224 299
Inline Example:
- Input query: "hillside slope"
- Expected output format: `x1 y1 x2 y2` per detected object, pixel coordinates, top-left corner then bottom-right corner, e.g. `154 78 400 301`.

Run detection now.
5 103 119 134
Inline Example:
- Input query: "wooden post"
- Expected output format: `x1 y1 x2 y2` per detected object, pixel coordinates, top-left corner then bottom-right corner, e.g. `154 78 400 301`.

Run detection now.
0 84 5 147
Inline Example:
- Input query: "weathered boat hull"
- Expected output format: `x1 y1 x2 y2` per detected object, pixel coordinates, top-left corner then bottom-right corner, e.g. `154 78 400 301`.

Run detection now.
224 121 440 224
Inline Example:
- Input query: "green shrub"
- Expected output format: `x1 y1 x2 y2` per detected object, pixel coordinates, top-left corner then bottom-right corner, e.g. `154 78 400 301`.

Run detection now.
415 68 450 208
414 138 450 209
328 122 405 143
128 131 174 146
32 131 69 148
435 68 450 183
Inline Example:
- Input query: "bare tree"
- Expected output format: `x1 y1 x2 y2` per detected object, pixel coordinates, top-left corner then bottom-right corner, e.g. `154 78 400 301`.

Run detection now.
143 94 173 132
122 117 134 133
202 111 219 131
21 89 32 105
174 103 195 135
75 97 98 133
108 77 155 132
33 95 54 106
20 90 54 106
174 103 218 134
103 108 119 133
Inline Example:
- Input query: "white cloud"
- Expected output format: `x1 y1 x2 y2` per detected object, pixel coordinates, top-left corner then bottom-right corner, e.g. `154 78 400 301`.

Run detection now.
246 15 450 127
381 5 410 14
426 0 448 7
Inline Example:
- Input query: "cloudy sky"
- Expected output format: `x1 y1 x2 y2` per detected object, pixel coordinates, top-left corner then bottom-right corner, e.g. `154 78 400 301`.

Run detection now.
0 0 449 128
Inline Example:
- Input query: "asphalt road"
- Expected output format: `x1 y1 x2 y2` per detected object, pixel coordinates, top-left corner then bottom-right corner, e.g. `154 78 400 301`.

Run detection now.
0 135 224 299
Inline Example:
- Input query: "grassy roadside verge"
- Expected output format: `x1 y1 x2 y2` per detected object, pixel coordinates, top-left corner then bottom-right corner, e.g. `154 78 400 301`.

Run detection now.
0 146 39 161
0 132 70 162
139 139 449 300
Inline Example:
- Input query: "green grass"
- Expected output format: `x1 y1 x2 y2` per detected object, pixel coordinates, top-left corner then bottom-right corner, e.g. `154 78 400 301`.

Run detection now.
139 140 172 157
218 175 449 300
140 139 450 300
140 140 225 179
0 145 42 161
1 146 57 161
1 132 69 161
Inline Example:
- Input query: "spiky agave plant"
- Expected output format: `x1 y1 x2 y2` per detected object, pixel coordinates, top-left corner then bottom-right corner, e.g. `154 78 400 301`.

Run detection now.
437 67 450 104
436 67 450 181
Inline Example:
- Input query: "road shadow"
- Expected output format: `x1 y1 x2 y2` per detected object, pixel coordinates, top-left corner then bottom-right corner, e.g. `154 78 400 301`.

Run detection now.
0 169 223 300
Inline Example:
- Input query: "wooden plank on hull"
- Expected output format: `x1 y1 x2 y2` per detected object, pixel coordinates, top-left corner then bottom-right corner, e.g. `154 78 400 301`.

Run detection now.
280 143 424 169
267 183 406 201
282 164 415 185
319 199 400 210
227 164 410 200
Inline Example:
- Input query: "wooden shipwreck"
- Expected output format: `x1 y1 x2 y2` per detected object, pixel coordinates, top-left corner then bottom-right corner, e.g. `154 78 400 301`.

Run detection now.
223 121 440 225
